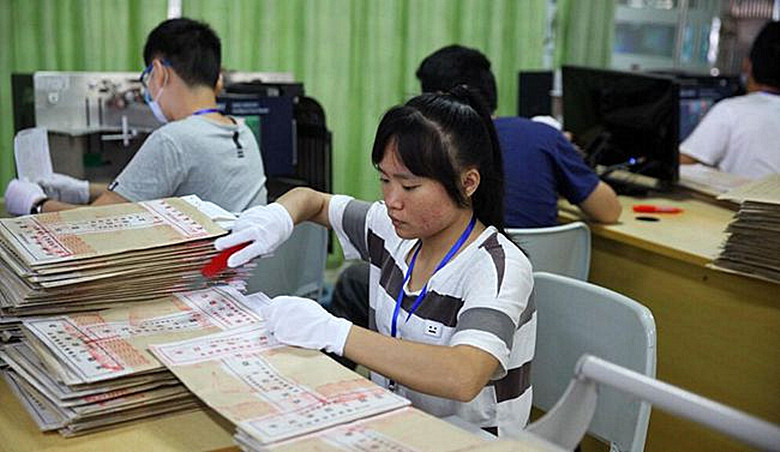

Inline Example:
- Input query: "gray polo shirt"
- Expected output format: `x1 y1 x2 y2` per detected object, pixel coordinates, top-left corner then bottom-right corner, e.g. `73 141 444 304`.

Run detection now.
111 115 267 211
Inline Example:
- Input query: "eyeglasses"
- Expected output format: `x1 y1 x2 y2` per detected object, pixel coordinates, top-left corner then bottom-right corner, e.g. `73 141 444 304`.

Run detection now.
139 59 172 98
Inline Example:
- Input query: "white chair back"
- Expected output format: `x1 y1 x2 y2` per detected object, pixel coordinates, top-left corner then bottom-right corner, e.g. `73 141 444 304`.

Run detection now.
529 355 780 452
506 222 591 280
531 272 657 452
245 222 328 299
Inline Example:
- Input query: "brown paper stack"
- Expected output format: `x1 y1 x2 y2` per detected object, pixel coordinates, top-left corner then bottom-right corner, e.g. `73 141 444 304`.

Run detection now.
1 287 263 436
0 197 244 316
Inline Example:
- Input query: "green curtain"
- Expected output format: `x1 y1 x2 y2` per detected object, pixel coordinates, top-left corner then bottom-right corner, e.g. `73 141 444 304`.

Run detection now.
0 0 167 194
1 0 615 202
183 0 548 202
555 0 616 68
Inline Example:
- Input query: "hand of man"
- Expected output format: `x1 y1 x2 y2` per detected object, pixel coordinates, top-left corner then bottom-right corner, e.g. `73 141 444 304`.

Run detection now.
261 296 352 356
36 173 90 204
4 179 47 216
214 203 294 268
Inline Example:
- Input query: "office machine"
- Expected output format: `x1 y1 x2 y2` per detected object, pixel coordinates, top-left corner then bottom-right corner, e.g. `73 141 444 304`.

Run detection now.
11 71 330 198
562 65 680 193
12 72 157 182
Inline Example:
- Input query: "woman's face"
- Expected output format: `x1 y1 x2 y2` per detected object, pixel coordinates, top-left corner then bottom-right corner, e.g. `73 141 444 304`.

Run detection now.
377 143 462 240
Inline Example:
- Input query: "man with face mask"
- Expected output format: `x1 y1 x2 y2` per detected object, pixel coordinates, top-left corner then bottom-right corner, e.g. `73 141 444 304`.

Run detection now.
4 18 267 215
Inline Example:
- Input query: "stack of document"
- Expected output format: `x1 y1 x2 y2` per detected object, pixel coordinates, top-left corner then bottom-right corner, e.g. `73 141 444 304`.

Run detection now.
150 324 410 447
149 322 533 451
678 163 751 197
0 287 264 436
0 197 244 316
713 175 780 283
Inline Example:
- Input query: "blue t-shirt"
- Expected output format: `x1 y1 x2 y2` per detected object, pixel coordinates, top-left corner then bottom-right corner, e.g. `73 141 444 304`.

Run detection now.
494 117 599 228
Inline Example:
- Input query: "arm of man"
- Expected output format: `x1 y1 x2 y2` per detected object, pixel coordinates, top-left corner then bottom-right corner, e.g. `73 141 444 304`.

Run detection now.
41 189 130 213
345 327 498 402
89 182 109 202
577 181 622 224
679 154 702 165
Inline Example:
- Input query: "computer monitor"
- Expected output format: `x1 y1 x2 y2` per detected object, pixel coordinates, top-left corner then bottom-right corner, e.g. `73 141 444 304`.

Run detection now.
562 65 680 190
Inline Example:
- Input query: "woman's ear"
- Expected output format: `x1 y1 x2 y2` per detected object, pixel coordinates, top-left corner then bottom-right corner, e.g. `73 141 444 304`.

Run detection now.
461 168 481 198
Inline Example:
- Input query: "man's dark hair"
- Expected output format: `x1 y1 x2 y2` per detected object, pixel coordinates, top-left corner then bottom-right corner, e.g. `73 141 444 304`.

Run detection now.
416 45 498 113
749 21 780 89
144 18 221 88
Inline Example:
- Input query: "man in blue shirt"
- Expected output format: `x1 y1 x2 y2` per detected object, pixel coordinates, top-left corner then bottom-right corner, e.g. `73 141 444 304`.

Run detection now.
416 45 621 227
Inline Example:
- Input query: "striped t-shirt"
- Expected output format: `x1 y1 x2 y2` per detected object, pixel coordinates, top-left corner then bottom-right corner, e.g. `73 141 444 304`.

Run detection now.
329 196 536 438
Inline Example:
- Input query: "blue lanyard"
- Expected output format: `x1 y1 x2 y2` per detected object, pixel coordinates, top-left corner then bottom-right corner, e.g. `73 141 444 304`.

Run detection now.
192 108 223 116
391 215 476 338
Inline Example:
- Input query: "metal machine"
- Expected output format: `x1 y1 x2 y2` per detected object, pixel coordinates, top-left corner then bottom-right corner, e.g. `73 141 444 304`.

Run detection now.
11 70 303 188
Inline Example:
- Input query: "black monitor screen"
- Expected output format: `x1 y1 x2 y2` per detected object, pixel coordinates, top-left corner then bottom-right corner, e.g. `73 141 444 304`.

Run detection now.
677 76 740 141
562 65 680 186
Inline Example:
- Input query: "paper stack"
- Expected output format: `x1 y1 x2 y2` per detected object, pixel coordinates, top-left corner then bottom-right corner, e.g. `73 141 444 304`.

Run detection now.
0 197 244 316
149 323 533 452
0 287 263 436
713 175 780 284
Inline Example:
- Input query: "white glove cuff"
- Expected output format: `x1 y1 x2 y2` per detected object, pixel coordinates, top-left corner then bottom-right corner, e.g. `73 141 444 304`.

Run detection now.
71 179 90 204
325 317 353 356
267 202 295 241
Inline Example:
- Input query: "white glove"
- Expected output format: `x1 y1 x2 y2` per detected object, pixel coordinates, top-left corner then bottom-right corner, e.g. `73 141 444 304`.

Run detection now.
261 296 353 356
4 179 47 216
36 173 90 204
214 203 294 268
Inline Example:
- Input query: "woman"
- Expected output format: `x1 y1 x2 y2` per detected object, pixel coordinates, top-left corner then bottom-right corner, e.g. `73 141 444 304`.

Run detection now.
216 87 535 438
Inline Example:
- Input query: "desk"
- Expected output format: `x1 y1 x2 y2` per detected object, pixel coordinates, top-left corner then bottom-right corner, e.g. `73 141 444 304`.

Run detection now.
0 376 236 452
561 195 780 452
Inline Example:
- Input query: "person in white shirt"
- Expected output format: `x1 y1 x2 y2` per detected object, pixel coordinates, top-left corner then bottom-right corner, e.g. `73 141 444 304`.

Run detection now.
680 21 780 179
216 87 536 438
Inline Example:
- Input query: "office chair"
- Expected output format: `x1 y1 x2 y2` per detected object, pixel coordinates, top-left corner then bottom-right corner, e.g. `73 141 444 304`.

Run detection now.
528 355 780 451
505 222 591 280
531 272 656 452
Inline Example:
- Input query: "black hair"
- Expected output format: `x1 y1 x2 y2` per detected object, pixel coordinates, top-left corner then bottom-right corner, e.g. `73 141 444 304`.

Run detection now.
750 21 780 89
415 45 498 114
143 18 221 88
371 86 505 232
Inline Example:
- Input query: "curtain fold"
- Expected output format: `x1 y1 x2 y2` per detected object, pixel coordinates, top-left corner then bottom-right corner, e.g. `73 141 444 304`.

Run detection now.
555 0 616 68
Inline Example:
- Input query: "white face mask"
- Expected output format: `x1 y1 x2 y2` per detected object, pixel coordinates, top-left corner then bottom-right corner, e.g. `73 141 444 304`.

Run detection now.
144 66 169 124
148 93 168 123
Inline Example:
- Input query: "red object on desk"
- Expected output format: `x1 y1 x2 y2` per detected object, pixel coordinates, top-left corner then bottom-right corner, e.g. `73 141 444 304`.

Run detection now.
201 242 250 279
633 204 683 214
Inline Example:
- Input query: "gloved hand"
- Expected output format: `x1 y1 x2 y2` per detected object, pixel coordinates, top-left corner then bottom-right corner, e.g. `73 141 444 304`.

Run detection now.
36 173 90 204
214 203 294 268
261 296 353 356
4 179 47 216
